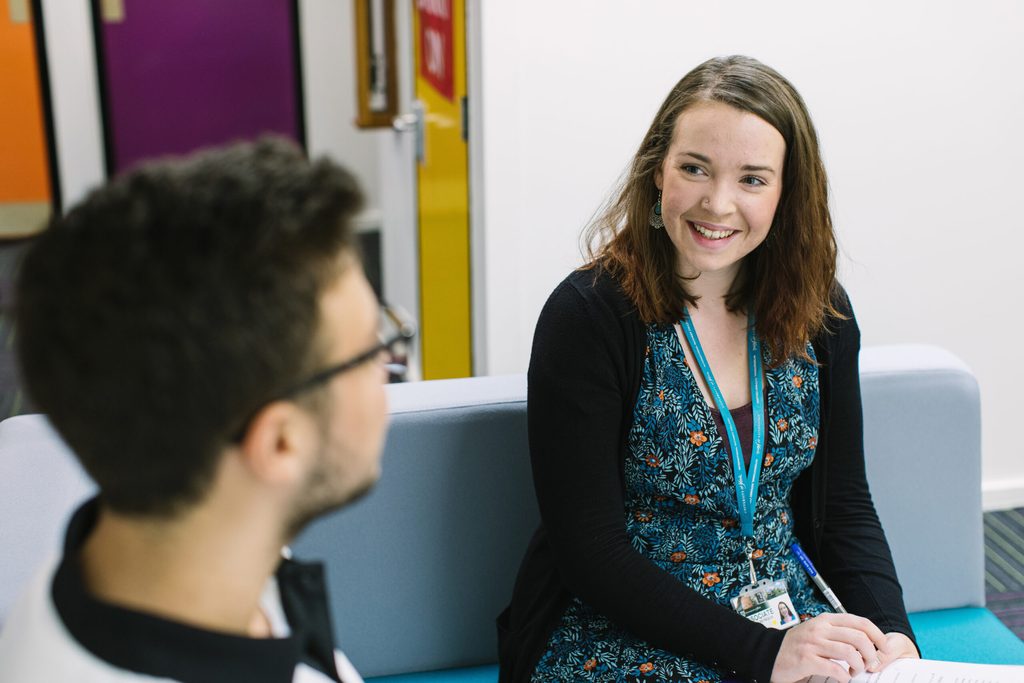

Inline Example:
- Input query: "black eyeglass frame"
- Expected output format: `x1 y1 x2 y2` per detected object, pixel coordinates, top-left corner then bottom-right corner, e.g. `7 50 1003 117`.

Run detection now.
275 304 416 400
231 304 416 442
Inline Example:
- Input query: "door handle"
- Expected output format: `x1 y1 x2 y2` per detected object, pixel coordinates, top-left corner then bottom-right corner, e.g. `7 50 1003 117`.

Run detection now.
392 101 425 165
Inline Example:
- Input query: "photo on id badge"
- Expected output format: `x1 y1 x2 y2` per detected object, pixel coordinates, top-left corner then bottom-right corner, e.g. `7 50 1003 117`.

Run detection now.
731 579 800 630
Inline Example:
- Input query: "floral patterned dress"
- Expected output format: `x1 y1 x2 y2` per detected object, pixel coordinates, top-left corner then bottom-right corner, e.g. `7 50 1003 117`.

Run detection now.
531 323 833 683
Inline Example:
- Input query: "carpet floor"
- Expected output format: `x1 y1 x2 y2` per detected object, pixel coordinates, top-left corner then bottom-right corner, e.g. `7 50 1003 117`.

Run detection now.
984 507 1024 641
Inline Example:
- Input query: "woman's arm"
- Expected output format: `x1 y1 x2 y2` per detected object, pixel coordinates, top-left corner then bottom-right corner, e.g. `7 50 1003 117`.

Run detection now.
814 293 918 652
770 291 918 682
527 277 786 682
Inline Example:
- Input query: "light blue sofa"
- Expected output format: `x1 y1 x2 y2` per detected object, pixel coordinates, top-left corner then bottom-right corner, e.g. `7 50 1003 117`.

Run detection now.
2 344 1022 681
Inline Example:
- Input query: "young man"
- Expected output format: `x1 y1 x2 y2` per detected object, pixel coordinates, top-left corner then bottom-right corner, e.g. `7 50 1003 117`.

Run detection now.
0 139 411 682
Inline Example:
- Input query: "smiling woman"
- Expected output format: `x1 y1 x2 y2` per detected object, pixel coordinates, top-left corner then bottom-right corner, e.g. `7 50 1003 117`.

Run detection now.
655 101 785 285
583 56 839 367
497 56 919 683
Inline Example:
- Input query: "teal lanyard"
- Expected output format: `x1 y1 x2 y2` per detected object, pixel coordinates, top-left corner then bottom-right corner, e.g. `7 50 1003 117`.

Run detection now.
679 310 765 538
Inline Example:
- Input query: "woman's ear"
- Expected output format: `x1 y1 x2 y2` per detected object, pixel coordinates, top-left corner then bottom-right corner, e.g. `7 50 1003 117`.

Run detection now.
654 165 664 191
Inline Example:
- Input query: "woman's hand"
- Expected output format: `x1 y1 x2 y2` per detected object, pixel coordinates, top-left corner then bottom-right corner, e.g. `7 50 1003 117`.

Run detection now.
876 631 920 668
770 613 888 683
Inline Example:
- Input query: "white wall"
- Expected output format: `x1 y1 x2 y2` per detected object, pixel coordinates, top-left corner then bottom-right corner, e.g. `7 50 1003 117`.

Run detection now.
474 1 1024 506
301 0 383 214
41 0 382 218
39 0 105 209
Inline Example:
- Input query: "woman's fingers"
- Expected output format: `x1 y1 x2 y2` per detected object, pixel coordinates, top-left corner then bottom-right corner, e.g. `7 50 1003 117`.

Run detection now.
771 614 890 683
822 658 855 683
876 631 921 668
814 613 887 672
818 641 865 676
824 613 888 650
827 625 880 672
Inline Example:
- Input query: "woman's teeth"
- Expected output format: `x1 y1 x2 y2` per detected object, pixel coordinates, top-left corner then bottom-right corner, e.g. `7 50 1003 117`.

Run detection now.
691 222 735 240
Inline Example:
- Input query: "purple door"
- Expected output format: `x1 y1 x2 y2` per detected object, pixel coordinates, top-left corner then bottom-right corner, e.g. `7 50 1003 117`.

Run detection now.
92 0 304 175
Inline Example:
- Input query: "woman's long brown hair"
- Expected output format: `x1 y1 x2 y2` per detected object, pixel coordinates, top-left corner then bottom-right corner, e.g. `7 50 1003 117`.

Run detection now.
584 55 842 364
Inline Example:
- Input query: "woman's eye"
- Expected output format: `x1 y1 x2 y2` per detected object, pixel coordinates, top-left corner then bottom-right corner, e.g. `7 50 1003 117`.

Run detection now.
682 165 706 176
741 176 767 187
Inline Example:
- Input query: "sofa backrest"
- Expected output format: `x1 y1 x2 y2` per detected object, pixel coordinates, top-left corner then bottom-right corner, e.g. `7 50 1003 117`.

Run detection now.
0 344 984 677
292 374 534 677
0 414 95 619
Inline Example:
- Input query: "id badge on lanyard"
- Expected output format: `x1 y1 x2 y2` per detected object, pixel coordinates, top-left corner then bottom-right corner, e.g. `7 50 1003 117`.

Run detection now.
679 310 797 631
729 551 800 630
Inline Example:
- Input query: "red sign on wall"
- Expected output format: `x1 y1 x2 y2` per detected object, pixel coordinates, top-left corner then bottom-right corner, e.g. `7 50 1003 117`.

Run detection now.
417 0 454 101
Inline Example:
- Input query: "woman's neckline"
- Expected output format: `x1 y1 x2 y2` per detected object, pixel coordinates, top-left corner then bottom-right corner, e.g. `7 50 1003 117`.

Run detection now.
708 401 753 416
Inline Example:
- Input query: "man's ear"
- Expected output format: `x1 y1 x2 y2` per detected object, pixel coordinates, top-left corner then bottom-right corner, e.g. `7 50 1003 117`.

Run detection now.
236 401 316 485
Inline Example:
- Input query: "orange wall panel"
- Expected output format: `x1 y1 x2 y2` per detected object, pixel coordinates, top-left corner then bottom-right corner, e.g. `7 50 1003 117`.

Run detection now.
0 7 52 203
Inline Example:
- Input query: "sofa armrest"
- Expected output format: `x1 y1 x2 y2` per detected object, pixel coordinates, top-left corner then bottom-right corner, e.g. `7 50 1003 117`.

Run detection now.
860 345 984 612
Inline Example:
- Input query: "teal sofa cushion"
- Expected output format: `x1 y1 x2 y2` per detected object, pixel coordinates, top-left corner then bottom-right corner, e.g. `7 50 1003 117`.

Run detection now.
368 608 1024 682
910 607 1024 665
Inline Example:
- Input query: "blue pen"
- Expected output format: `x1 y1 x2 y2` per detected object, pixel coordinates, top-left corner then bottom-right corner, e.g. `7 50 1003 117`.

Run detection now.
791 542 847 614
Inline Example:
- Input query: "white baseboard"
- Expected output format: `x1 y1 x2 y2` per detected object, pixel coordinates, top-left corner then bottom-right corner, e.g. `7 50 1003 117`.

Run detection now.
982 478 1024 511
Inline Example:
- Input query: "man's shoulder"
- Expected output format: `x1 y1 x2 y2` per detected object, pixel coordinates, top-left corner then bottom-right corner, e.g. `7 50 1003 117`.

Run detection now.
0 554 363 683
0 559 165 682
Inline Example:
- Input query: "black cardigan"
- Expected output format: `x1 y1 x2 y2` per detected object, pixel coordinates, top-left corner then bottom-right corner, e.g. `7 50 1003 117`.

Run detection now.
497 267 916 683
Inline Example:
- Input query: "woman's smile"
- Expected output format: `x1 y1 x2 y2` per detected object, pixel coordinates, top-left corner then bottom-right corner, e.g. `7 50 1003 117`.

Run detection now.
688 220 738 242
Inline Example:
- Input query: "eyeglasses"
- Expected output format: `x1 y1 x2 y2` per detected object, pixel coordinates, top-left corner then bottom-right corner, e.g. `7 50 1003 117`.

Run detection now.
275 303 417 398
231 303 416 442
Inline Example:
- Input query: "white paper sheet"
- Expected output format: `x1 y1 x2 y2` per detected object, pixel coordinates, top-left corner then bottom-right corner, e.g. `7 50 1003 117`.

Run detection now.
808 658 1024 683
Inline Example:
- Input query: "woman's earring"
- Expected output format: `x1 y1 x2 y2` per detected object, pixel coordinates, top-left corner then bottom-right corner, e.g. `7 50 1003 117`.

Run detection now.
649 191 664 229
